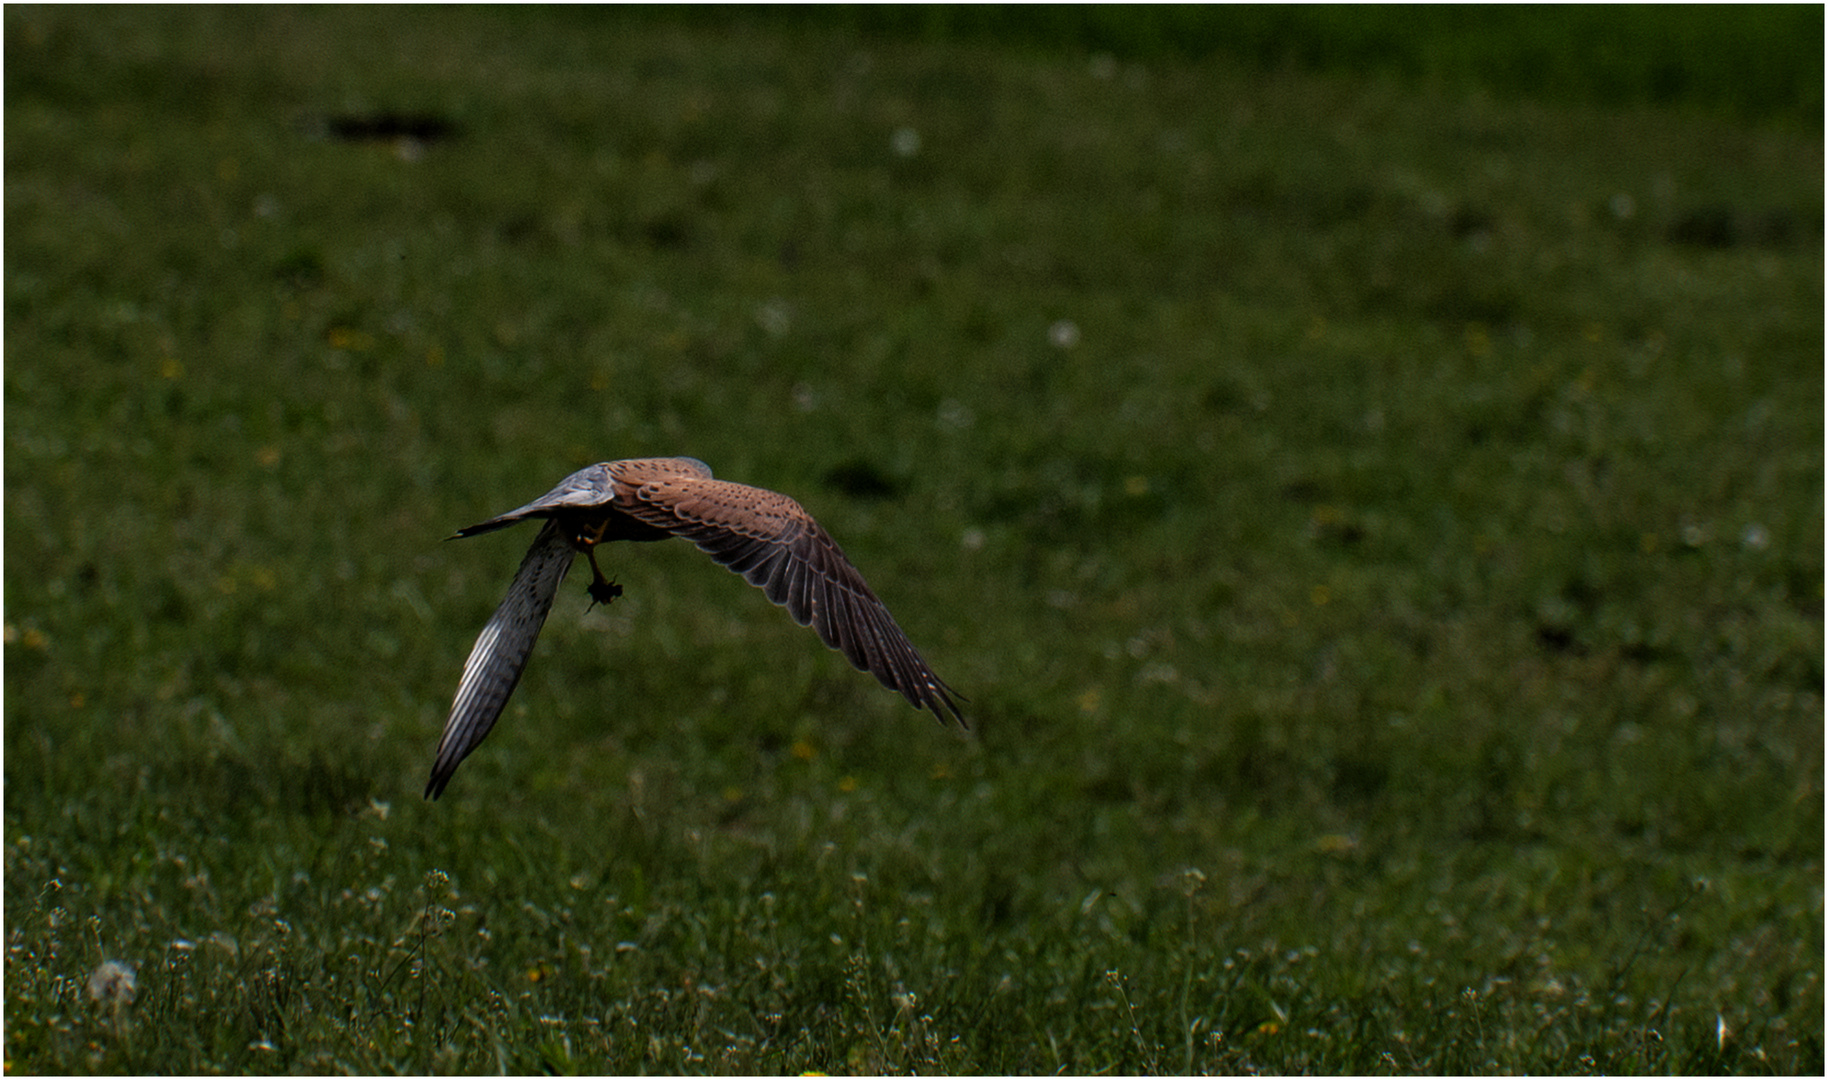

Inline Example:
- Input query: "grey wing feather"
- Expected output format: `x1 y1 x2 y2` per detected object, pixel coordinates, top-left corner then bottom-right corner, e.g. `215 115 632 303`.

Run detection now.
451 458 714 539
449 464 618 539
425 520 576 798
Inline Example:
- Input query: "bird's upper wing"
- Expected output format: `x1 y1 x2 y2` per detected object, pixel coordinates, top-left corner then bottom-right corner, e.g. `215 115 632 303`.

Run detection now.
450 464 618 539
452 458 713 538
615 474 965 726
425 520 576 798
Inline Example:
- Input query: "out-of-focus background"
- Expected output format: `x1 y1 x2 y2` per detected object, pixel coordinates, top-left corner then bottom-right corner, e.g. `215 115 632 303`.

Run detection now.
5 7 1820 1073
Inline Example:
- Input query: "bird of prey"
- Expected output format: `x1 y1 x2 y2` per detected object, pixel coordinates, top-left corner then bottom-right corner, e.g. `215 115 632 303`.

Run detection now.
425 456 963 798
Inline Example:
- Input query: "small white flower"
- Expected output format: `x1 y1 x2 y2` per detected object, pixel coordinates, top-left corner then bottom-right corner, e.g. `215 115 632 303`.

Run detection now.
791 382 818 413
1048 319 1081 349
936 398 975 430
87 960 137 1008
890 126 921 158
754 298 791 338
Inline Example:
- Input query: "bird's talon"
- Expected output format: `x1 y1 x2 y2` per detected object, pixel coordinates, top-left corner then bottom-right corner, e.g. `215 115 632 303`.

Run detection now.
587 578 623 608
582 544 623 608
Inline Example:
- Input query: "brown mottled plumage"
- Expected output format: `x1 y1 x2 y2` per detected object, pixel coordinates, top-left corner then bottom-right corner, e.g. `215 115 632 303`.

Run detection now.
425 457 963 799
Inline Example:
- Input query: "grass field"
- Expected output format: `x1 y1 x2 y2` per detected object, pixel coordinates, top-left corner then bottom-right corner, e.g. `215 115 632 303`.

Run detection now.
4 7 1822 1074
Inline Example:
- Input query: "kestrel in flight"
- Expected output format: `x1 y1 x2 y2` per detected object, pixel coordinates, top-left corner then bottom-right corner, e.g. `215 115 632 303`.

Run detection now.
425 457 964 798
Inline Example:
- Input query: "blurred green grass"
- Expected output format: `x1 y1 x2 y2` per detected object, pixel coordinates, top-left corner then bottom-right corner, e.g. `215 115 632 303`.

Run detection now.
696 5 1826 126
4 6 1821 1074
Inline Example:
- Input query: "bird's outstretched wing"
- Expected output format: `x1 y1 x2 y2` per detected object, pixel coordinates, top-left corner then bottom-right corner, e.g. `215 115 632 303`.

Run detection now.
616 473 966 725
451 458 712 539
425 520 576 799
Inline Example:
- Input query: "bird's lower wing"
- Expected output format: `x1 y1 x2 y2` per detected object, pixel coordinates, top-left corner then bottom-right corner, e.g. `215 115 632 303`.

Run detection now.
425 520 576 798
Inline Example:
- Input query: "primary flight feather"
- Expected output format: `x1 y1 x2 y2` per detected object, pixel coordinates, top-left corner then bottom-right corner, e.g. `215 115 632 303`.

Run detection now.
426 457 963 798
